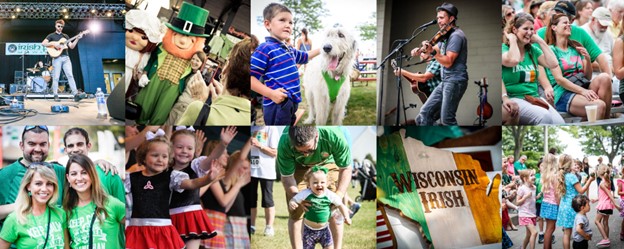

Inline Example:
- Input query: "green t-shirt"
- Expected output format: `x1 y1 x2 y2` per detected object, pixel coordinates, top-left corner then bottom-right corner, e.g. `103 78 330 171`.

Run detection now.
535 172 543 203
502 43 543 98
292 189 342 223
544 45 585 105
277 127 351 176
514 161 527 175
95 166 125 204
0 159 65 231
0 207 67 249
67 198 125 249
537 25 602 62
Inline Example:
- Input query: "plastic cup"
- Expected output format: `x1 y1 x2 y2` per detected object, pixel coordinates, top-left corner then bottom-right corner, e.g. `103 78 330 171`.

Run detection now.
585 105 598 122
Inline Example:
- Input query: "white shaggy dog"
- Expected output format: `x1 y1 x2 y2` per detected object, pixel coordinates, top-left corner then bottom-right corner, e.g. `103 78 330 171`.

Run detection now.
303 28 357 125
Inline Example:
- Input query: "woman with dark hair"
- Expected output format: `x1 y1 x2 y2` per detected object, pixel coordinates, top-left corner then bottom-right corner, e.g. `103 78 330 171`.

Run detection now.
178 36 260 125
64 154 125 249
166 50 209 125
296 28 313 52
573 0 593 26
502 12 563 124
543 13 612 120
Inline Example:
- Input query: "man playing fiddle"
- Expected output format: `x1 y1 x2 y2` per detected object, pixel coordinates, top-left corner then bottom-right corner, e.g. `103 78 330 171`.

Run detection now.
411 2 468 125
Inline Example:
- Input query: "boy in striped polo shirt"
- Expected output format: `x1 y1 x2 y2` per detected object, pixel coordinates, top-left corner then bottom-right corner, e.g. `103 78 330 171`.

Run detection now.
251 2 320 125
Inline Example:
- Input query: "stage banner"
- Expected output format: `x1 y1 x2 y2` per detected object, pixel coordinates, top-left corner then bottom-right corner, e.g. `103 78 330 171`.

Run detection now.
5 43 47 55
377 129 501 249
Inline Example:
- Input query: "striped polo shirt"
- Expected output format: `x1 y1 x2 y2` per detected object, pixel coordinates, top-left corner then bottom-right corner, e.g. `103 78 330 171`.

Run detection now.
251 36 309 106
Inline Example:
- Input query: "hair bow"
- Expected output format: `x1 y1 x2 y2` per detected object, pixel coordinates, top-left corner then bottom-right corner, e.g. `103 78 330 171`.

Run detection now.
175 126 195 132
145 128 166 141
311 166 328 174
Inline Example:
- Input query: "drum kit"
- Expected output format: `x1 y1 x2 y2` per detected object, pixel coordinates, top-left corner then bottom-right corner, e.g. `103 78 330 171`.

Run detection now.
24 62 52 94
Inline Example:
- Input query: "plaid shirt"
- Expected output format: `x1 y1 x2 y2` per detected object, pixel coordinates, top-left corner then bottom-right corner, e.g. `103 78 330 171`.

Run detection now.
425 59 442 90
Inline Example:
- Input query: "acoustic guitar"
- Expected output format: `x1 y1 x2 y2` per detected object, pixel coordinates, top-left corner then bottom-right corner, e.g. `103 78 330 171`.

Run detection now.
46 30 91 58
391 59 428 103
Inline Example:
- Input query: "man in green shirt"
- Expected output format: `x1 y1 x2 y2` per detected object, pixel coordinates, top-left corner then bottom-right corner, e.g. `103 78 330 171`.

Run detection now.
0 126 65 232
514 155 528 175
277 126 352 249
63 127 125 203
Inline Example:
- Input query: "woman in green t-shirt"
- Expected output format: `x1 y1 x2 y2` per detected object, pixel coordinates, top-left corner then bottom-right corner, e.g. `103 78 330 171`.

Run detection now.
0 164 67 249
502 12 564 124
63 154 125 249
544 13 612 120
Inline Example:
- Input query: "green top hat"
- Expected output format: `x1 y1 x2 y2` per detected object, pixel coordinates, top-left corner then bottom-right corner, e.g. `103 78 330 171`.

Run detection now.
165 2 210 37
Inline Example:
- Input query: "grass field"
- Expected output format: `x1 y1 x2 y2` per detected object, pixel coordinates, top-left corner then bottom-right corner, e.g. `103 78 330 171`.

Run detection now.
253 82 377 126
250 181 376 249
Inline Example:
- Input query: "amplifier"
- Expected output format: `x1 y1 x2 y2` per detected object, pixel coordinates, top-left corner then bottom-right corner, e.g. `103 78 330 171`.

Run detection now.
9 84 25 94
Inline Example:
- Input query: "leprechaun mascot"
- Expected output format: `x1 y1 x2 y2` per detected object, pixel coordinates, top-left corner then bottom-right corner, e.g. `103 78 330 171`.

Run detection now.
134 2 209 124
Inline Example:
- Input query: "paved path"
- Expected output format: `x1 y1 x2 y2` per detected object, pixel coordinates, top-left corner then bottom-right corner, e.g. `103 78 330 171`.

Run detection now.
507 180 624 248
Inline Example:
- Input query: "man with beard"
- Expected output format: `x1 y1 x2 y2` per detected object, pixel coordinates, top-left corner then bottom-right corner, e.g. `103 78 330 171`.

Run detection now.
0 126 66 231
581 7 615 72
63 127 124 202
0 126 119 231
412 3 469 125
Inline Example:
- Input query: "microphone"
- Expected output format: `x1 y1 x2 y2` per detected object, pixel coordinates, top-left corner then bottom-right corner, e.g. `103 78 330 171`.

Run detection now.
417 19 437 30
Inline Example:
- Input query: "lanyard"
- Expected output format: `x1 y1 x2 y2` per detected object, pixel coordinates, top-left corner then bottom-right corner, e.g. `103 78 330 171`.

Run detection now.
88 208 97 249
42 208 51 249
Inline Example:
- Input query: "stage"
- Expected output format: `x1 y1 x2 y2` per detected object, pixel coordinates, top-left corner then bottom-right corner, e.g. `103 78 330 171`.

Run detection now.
0 93 123 125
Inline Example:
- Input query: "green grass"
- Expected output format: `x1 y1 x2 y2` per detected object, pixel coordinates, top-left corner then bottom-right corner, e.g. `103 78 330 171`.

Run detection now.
250 182 376 249
253 82 377 125
299 82 377 125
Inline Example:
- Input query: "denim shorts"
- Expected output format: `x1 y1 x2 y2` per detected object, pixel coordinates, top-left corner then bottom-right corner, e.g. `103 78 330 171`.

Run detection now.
555 91 576 112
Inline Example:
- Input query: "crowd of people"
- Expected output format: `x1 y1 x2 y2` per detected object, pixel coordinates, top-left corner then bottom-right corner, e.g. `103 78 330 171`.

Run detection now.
502 151 624 249
502 0 624 124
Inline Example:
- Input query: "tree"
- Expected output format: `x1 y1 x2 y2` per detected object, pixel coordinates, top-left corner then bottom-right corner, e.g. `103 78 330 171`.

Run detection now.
503 126 566 169
567 126 624 163
281 0 328 40
356 12 376 41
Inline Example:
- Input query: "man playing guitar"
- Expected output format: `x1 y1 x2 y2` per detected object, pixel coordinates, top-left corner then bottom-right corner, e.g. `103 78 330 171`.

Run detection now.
393 53 442 98
41 19 83 101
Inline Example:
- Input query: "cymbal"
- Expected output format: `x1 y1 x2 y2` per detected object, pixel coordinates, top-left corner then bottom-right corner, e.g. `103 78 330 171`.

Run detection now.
26 68 40 73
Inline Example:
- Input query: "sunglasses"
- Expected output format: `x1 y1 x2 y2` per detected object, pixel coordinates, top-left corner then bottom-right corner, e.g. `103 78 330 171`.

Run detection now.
28 162 54 169
56 25 64 28
22 125 49 138
505 12 515 17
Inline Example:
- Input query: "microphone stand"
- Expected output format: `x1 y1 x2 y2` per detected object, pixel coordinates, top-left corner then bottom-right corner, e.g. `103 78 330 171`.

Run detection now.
377 25 430 126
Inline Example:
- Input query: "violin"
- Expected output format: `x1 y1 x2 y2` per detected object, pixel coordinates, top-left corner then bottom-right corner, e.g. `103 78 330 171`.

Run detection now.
415 22 454 56
476 77 493 125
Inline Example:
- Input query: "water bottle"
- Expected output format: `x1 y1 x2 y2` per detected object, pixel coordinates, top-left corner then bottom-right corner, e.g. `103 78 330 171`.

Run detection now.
95 88 108 119
10 97 18 109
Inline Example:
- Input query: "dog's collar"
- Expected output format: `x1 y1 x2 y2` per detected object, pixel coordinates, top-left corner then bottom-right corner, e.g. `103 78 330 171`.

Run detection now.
322 71 346 103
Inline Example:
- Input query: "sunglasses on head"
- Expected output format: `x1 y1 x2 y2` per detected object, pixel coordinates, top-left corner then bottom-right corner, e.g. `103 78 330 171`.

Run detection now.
24 125 49 132
22 125 49 138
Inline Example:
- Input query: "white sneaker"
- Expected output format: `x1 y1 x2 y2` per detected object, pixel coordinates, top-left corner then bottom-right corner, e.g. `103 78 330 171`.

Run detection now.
264 226 275 236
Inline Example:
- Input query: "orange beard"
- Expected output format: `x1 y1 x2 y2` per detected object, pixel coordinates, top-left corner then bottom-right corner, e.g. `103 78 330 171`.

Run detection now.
162 28 206 60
